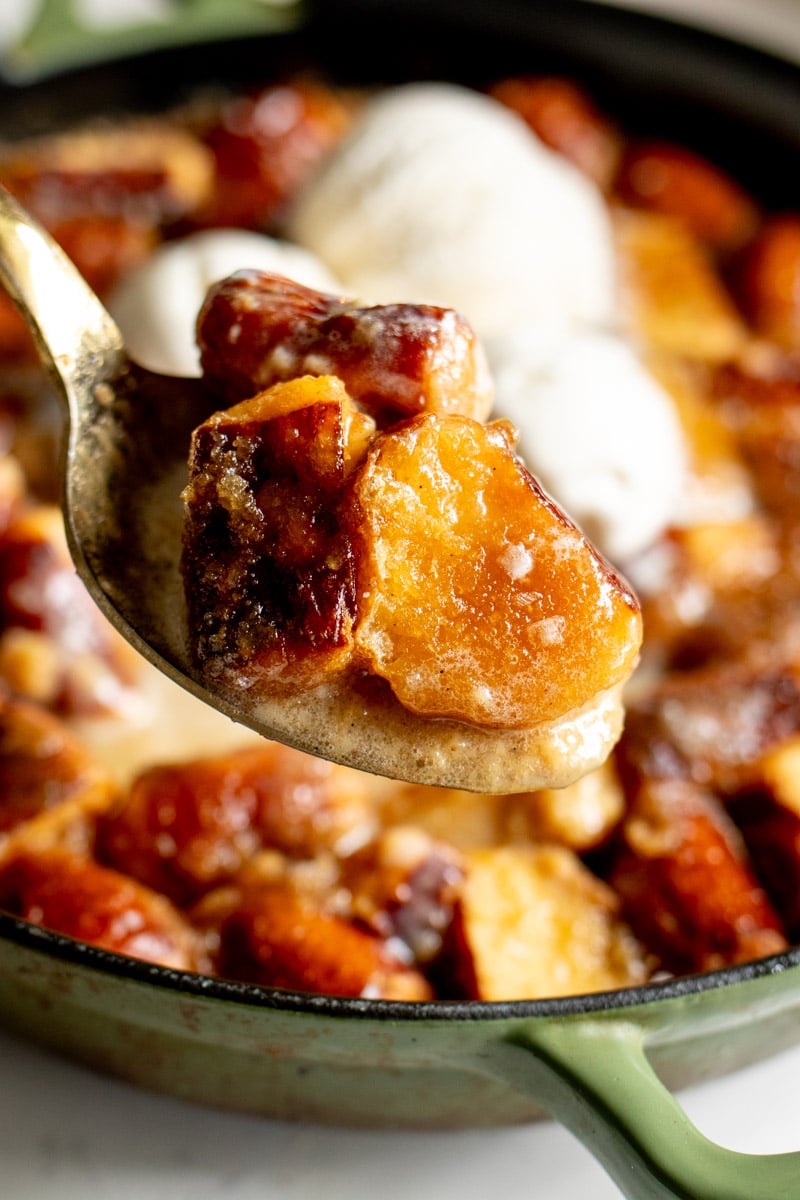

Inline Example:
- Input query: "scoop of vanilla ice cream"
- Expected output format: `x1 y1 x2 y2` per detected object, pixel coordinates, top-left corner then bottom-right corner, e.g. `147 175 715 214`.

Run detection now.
488 326 688 564
288 83 617 340
107 229 343 377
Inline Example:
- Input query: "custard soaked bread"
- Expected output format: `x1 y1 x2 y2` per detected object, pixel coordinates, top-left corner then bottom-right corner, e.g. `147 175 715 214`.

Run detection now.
182 277 642 791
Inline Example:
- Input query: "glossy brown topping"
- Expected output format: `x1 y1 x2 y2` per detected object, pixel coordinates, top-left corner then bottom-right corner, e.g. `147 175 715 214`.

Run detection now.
197 270 494 426
190 78 351 231
490 75 621 189
182 375 366 688
0 692 111 836
0 119 214 227
98 742 375 905
0 120 212 318
615 141 759 253
0 847 201 970
609 780 786 974
617 660 800 795
196 877 432 999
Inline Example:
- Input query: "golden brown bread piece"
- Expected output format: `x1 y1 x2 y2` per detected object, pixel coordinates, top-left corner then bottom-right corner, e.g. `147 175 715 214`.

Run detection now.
182 372 642 790
489 75 621 189
614 141 759 253
440 844 648 1000
609 779 786 974
614 209 747 360
194 874 433 999
0 118 214 226
0 118 212 311
616 659 800 795
189 78 352 231
98 741 376 905
0 846 203 971
509 761 625 854
0 691 115 864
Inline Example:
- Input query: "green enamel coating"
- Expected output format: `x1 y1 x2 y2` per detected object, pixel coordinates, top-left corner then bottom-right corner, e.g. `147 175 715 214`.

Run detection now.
3 926 800 1198
499 1022 800 1199
3 0 305 83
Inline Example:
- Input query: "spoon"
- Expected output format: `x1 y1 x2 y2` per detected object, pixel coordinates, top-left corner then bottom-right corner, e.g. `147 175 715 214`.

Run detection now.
0 185 626 793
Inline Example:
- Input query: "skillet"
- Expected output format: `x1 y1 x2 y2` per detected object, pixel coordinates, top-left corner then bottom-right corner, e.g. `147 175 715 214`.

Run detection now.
2 2 800 1196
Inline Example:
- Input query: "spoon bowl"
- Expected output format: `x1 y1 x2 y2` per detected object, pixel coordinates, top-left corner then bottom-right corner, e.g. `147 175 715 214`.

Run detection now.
0 185 627 793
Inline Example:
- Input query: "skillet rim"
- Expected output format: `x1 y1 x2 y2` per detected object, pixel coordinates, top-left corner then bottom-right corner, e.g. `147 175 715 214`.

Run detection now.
4 910 800 1022
3 0 800 1025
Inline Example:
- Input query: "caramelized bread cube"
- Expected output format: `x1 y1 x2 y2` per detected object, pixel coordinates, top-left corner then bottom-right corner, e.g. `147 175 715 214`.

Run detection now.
728 737 800 937
610 780 786 973
182 376 368 688
349 412 642 728
710 361 800 524
0 119 212 299
508 760 625 853
617 660 800 795
184 382 642 731
379 766 625 861
192 78 351 231
442 845 647 1001
377 783 516 852
0 846 202 971
0 504 140 715
197 271 493 425
0 119 214 227
98 741 376 904
343 826 464 962
489 75 621 189
614 142 758 253
201 877 432 999
0 691 113 848
631 516 781 671
736 215 800 348
614 209 746 360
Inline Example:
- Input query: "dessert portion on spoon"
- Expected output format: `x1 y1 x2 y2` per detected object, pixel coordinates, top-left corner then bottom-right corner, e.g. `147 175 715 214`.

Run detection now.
0 183 642 795
181 271 643 792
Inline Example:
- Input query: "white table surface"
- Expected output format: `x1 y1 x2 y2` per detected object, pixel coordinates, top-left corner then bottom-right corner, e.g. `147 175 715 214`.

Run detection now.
3 2 800 1197
3 1026 800 1199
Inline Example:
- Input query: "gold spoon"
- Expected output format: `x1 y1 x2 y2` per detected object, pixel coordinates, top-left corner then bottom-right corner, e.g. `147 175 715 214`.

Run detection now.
0 185 626 792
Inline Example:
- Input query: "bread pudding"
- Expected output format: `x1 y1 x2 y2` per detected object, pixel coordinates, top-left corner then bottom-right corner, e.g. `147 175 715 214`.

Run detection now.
0 67 797 1002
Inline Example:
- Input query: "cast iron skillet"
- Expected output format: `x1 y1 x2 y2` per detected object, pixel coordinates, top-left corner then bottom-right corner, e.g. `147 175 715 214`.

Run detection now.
2 3 800 1197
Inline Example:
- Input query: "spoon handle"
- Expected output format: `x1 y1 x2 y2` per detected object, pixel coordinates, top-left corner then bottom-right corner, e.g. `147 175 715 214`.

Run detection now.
0 185 125 407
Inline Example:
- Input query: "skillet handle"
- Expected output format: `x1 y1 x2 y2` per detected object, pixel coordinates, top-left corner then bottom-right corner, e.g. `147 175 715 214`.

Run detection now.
500 1021 800 1199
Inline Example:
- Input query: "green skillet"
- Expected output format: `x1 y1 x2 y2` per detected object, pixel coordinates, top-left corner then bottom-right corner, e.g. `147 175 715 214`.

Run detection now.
3 3 800 1197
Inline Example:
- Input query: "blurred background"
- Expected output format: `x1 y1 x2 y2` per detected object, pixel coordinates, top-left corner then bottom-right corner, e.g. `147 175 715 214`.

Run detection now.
1 0 800 77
